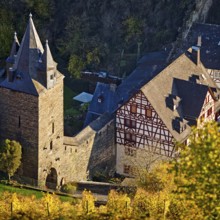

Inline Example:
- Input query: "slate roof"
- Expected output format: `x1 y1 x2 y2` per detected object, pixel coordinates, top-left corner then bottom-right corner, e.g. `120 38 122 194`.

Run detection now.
141 51 219 141
6 32 20 64
85 51 169 126
184 23 220 70
0 14 64 96
173 78 209 120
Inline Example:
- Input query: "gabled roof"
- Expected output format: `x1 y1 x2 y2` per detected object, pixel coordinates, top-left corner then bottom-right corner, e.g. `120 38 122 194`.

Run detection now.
141 51 219 141
85 51 169 126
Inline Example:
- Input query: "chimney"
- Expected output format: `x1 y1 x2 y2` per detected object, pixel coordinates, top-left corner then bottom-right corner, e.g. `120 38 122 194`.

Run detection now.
8 67 14 82
197 35 202 47
192 46 200 66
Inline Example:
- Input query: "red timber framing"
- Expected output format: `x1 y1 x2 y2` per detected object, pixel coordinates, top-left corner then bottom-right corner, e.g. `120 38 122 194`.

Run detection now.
116 91 175 157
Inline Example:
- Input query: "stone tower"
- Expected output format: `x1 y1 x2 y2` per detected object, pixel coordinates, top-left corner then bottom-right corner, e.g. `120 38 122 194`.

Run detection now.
0 14 64 187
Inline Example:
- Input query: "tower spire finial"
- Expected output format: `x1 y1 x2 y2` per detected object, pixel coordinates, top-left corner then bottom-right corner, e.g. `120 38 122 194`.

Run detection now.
14 32 17 40
29 13 32 18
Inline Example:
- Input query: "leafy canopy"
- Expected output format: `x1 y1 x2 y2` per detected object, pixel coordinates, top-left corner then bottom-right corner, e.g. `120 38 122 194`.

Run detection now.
0 139 22 180
173 122 220 219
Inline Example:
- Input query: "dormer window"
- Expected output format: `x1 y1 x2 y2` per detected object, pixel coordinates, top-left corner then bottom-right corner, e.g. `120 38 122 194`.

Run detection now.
16 74 22 80
98 95 104 103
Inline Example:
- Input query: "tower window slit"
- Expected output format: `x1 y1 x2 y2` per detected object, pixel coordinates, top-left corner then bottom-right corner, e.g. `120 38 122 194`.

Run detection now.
18 116 21 128
50 141 53 150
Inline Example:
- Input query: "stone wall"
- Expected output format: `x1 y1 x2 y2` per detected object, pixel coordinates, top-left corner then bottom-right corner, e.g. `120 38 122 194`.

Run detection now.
0 87 39 180
38 73 64 187
62 113 116 183
0 77 116 187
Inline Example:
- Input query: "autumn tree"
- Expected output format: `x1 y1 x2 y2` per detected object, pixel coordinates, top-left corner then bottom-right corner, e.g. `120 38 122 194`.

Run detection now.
0 139 22 181
173 122 220 219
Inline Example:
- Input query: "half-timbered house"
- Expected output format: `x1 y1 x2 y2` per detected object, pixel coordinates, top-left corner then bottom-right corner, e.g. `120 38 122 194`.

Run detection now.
116 48 220 176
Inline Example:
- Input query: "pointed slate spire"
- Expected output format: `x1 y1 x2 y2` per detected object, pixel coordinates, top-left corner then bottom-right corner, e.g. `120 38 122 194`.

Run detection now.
14 13 44 77
6 32 20 64
40 40 56 89
42 40 55 71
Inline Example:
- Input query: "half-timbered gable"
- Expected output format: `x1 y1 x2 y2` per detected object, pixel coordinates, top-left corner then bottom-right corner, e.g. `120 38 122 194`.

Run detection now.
116 91 174 155
198 90 215 123
116 91 175 176
116 50 220 176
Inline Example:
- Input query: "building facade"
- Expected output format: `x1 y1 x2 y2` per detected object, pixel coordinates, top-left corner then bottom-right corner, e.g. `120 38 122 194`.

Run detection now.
116 50 219 176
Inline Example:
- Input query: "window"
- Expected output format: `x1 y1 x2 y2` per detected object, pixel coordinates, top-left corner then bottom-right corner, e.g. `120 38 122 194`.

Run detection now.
123 164 135 175
98 96 104 103
123 164 131 174
130 104 137 114
50 141 53 150
125 133 136 143
50 75 54 80
207 107 212 116
18 116 21 128
145 108 152 117
214 72 220 78
52 122 54 134
125 147 136 157
124 119 136 128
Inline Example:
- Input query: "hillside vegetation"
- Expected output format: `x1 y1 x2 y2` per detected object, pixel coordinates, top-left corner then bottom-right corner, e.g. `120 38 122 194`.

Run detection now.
0 0 219 76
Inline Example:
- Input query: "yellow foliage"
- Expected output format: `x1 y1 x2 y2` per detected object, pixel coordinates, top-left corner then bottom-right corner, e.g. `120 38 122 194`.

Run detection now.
107 190 132 218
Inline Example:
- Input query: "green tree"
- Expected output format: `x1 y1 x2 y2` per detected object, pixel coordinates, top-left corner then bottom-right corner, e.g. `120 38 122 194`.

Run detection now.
173 122 220 219
0 139 22 181
0 9 13 59
68 54 85 79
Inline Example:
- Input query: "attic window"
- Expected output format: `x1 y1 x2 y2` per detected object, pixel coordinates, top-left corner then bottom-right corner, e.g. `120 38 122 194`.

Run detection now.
145 108 152 117
130 104 137 114
98 96 104 103
16 74 22 80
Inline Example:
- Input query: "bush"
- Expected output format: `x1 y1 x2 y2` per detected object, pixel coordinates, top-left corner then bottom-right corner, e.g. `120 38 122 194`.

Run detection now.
61 182 78 194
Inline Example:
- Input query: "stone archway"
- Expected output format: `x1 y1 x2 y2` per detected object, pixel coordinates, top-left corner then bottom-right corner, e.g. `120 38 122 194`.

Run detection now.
46 168 58 190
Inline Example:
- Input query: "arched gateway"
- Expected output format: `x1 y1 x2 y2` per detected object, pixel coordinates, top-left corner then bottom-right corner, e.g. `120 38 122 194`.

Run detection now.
46 168 58 190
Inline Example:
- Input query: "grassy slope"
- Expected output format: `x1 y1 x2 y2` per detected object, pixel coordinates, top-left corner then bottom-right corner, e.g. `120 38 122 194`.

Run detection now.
0 183 76 202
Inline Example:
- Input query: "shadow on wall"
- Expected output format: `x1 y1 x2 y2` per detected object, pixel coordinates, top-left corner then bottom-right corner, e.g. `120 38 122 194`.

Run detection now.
86 113 116 181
